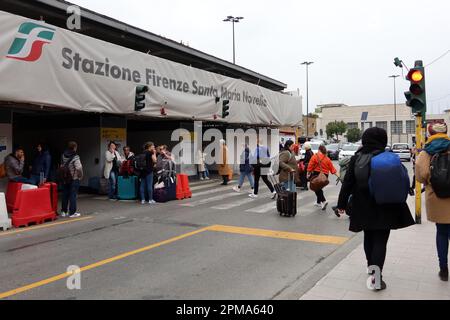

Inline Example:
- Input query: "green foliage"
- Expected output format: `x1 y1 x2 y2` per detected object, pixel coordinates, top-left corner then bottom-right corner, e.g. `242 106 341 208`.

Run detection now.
346 128 362 143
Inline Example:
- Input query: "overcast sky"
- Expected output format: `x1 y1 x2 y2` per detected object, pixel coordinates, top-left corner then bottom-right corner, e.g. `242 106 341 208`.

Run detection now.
72 0 450 115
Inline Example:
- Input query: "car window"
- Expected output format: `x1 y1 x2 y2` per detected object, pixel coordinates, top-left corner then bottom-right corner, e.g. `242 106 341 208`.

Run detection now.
327 144 339 151
392 144 409 150
342 145 359 151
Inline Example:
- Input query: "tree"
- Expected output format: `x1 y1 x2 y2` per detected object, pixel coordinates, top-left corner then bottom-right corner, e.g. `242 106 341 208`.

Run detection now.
326 121 347 141
346 128 362 143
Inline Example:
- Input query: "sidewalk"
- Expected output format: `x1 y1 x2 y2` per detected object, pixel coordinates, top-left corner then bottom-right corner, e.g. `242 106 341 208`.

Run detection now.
299 216 450 300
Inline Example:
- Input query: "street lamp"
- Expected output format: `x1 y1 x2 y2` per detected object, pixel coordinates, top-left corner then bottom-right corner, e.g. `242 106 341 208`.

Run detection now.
389 75 400 144
223 16 244 64
301 61 314 137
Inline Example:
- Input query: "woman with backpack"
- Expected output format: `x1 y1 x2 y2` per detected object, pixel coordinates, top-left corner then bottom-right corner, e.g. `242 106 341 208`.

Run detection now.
416 121 450 281
307 145 338 210
104 141 123 200
337 127 415 291
279 140 299 192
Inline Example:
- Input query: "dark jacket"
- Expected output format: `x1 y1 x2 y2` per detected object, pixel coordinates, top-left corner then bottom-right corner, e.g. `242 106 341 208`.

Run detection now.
140 150 156 177
304 150 314 166
239 148 253 173
31 150 51 178
338 151 415 233
62 150 83 181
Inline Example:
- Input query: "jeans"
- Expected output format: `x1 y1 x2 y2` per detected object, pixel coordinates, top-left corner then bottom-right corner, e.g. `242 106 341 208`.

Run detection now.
108 171 118 199
238 172 254 189
140 174 154 202
62 180 80 215
283 180 296 192
11 176 34 184
29 174 44 186
436 224 450 268
364 229 391 273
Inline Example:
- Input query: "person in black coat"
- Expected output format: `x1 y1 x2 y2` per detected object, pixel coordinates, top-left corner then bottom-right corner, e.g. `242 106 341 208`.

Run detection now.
337 127 415 291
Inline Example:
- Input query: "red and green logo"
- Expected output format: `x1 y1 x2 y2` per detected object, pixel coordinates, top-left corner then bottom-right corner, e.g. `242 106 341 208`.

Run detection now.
6 22 55 62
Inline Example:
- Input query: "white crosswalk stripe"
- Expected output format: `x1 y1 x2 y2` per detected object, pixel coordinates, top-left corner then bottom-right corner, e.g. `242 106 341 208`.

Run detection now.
180 192 242 207
245 201 277 213
210 191 270 210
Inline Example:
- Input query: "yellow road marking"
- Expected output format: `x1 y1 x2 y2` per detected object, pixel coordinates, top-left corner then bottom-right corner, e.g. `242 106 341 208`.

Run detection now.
206 225 349 245
0 216 93 237
0 226 210 299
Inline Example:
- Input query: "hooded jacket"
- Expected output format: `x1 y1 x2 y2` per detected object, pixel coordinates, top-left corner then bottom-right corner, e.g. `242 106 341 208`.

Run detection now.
415 134 450 224
31 150 51 178
62 150 83 181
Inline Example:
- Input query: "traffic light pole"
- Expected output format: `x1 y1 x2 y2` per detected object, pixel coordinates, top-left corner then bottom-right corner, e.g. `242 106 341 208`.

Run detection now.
415 114 423 224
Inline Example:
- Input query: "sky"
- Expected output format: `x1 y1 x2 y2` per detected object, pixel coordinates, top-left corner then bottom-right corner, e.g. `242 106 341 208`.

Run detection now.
71 0 450 115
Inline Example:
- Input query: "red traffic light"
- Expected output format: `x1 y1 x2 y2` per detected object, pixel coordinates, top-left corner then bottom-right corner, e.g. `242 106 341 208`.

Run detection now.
407 69 423 83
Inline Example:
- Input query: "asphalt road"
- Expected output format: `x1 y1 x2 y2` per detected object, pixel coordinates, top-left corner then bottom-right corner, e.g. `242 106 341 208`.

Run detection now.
0 161 415 300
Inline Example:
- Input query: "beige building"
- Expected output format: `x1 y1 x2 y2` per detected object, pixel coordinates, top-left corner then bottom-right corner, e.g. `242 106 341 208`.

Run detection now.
316 103 450 145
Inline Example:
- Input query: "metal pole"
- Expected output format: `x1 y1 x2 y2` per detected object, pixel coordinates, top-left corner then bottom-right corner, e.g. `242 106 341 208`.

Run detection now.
306 64 309 136
394 77 398 142
232 20 235 64
415 114 422 224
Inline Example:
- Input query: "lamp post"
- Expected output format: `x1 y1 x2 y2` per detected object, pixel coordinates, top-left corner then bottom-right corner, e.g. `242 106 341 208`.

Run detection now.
389 75 400 144
223 16 244 64
301 61 314 137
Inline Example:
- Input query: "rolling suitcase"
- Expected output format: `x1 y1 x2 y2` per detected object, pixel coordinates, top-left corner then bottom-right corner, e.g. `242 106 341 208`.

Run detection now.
270 173 297 217
117 176 137 200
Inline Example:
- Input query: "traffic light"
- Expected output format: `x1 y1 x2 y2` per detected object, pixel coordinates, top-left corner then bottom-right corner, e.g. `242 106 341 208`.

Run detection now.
222 99 230 118
135 85 149 111
404 60 426 115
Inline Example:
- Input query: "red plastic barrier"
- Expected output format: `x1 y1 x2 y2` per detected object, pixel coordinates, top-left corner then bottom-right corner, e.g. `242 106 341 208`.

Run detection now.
5 182 23 213
12 188 56 228
180 174 192 199
39 182 58 214
175 174 185 200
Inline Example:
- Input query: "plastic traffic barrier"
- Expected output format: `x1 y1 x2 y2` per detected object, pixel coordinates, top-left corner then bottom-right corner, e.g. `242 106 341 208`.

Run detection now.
39 182 58 214
179 174 192 199
6 182 23 213
12 188 57 228
0 193 12 231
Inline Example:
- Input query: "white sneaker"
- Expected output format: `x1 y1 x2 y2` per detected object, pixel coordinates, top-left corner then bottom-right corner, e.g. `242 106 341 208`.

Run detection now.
60 211 67 217
141 200 146 204
271 191 277 199
321 201 329 211
148 200 156 204
200 177 204 180
249 193 258 198
233 186 241 193
205 177 210 180
314 203 322 208
69 213 81 218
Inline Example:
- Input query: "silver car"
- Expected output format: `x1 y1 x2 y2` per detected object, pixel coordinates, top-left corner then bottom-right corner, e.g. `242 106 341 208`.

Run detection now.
391 143 411 161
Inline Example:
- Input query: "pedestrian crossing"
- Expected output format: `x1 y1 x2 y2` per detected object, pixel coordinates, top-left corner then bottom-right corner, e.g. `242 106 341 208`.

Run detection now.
182 179 344 218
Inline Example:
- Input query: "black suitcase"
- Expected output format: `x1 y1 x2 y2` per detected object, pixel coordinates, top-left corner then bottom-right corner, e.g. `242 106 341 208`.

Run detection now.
270 173 297 217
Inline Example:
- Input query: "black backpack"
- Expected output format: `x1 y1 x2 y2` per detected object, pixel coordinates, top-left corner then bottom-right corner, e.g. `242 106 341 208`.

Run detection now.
58 155 75 184
430 145 450 198
134 153 148 171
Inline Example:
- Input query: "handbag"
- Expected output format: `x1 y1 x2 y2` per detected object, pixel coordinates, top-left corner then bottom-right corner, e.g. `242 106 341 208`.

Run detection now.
309 154 329 192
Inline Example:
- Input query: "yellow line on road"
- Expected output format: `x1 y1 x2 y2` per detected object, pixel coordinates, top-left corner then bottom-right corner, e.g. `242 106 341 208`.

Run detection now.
206 225 349 245
0 216 93 237
0 226 210 299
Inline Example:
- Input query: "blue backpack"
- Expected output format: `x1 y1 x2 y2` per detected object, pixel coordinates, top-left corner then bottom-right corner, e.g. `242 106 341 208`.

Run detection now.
369 151 410 204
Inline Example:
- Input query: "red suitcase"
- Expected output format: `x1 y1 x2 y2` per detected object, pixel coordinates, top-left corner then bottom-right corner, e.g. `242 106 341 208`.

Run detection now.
39 182 58 214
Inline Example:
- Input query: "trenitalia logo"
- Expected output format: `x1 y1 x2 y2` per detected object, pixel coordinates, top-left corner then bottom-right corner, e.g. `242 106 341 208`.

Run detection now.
6 22 55 62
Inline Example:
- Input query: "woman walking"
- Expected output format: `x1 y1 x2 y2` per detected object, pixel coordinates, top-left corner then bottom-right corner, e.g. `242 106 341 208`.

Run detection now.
233 145 254 192
337 127 415 290
307 145 338 210
416 121 450 281
300 142 314 190
218 139 233 185
279 140 298 192
249 139 276 199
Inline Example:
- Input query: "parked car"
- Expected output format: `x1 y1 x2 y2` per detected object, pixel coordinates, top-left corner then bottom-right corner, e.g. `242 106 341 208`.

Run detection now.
338 144 359 161
326 143 340 160
391 143 411 161
299 142 322 160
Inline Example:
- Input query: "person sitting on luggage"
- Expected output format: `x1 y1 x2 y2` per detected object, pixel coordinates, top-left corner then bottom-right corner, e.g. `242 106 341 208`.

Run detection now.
4 147 33 184
104 141 123 200
29 143 52 185
120 146 135 177
138 142 157 205
307 145 338 210
279 140 299 192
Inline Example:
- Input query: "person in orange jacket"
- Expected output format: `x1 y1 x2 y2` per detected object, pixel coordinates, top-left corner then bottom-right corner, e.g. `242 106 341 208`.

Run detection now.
307 145 338 210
